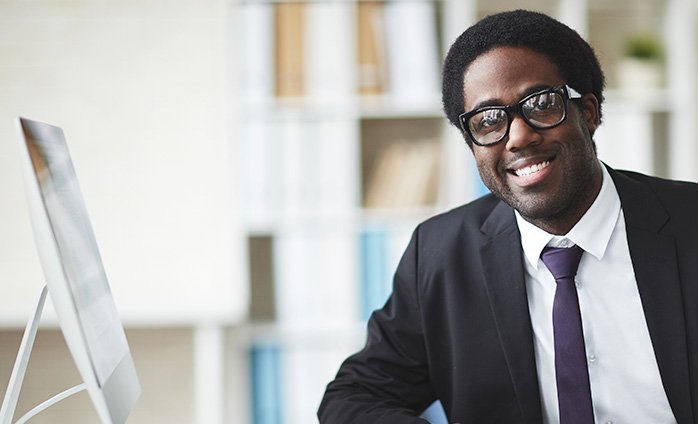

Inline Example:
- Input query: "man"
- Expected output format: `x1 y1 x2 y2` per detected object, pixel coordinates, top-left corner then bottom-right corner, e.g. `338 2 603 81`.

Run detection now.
319 9 698 424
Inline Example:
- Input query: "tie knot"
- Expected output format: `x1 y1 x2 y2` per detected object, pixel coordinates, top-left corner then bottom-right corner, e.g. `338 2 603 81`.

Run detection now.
541 245 584 281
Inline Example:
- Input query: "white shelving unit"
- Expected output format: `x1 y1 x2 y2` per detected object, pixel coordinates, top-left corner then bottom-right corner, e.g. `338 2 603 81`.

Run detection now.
230 0 697 422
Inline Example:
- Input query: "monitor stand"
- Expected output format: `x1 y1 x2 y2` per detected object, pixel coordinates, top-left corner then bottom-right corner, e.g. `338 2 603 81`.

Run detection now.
0 285 86 424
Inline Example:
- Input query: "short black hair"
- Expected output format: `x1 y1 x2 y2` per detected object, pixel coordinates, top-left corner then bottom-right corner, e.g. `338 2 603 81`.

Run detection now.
442 10 605 142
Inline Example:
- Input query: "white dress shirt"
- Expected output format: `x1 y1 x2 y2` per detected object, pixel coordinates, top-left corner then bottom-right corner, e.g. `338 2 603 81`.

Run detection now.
515 164 677 424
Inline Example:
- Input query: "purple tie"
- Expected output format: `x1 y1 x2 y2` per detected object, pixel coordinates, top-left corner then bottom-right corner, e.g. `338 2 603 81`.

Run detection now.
541 245 594 424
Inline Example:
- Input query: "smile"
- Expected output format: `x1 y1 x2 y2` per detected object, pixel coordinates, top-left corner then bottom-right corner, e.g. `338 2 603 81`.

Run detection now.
514 160 551 177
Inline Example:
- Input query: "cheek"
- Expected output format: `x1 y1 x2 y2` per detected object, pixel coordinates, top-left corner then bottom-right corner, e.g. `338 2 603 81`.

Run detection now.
575 112 593 139
473 150 502 177
562 123 595 157
473 154 504 189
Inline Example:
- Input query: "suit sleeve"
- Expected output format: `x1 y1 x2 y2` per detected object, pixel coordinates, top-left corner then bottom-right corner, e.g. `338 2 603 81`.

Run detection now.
318 227 435 423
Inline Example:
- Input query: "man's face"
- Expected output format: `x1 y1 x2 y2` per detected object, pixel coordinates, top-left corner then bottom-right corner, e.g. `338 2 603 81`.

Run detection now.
462 46 603 234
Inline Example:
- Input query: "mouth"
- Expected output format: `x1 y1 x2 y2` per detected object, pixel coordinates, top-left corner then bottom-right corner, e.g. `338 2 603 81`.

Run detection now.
512 160 551 177
505 156 556 188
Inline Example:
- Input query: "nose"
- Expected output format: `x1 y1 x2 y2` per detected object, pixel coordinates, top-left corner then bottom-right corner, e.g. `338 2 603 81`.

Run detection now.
505 114 542 151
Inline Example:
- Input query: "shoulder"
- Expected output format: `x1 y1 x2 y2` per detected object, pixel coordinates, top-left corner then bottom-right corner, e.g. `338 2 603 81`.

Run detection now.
411 193 511 249
610 168 698 230
612 168 698 203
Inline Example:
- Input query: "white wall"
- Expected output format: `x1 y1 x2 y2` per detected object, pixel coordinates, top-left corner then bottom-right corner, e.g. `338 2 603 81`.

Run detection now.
0 1 247 422
0 0 245 325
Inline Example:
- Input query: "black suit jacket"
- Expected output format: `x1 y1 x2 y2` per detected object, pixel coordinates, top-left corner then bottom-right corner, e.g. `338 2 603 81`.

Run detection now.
319 168 698 423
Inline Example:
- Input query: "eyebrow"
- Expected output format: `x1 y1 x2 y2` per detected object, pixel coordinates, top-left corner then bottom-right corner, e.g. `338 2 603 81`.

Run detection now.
468 84 556 112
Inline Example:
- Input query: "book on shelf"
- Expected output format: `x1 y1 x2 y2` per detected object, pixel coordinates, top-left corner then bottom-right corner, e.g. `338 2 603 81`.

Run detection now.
360 228 390 320
440 129 484 208
283 345 357 424
310 119 360 215
240 118 281 226
251 338 364 424
249 343 283 424
360 226 411 321
237 1 274 105
363 139 441 209
383 0 440 103
274 2 305 98
304 1 354 103
273 229 359 329
357 1 388 95
277 117 358 218
264 0 440 103
277 117 308 217
248 235 276 322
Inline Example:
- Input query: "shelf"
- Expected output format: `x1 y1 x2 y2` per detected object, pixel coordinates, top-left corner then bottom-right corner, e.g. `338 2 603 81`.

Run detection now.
603 88 673 112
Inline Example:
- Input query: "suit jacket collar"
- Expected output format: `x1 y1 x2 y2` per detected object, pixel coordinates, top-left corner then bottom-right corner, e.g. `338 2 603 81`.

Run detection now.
479 201 543 423
608 167 694 423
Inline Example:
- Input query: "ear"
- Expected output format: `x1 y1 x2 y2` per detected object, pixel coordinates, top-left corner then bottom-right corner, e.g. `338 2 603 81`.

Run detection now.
580 93 600 136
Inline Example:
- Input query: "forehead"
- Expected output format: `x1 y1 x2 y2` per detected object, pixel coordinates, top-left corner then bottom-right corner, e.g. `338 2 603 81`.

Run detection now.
462 46 564 110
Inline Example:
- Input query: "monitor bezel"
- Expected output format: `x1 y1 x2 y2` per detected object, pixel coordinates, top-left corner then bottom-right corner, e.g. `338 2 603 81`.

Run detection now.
16 117 140 423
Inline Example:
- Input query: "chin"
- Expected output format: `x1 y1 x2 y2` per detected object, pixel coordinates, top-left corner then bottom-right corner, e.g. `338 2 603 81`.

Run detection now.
505 194 565 221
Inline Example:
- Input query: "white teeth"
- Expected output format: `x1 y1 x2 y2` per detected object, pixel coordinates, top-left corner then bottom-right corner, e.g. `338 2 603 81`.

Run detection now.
514 160 550 177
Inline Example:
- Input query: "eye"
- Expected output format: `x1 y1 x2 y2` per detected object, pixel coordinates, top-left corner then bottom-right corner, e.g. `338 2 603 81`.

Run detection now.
523 92 561 113
471 109 506 132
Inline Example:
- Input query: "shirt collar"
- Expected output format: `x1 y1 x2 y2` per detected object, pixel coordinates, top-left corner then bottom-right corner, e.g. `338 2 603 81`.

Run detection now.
515 163 621 270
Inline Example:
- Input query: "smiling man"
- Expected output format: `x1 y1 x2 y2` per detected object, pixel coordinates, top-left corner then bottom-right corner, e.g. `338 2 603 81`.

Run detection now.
319 10 698 424
460 46 602 236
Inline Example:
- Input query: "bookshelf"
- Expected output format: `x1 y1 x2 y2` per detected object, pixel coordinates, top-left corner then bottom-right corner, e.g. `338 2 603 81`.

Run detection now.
231 0 697 423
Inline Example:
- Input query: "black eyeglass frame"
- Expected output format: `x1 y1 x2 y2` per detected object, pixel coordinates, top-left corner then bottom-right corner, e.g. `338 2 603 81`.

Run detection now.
458 84 583 147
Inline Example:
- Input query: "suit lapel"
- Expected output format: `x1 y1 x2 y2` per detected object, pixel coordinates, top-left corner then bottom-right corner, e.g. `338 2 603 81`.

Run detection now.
479 201 543 424
610 169 694 423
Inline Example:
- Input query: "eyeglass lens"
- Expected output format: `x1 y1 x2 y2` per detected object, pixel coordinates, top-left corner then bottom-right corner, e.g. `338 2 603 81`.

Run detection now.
468 90 566 145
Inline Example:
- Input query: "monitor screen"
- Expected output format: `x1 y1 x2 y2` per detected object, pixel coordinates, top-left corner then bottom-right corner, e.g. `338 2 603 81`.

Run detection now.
17 117 140 423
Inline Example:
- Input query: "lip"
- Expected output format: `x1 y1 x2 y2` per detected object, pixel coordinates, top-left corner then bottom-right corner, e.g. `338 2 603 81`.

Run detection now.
506 156 556 188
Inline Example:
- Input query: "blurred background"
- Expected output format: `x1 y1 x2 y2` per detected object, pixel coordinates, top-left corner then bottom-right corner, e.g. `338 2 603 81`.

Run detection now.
0 0 696 423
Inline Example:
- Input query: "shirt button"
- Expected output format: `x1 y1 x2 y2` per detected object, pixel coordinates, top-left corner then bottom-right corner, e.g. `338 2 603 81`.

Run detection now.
605 421 613 424
588 354 597 363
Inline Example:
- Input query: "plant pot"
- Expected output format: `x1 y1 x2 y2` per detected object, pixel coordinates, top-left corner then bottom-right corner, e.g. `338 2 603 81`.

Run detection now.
616 58 664 90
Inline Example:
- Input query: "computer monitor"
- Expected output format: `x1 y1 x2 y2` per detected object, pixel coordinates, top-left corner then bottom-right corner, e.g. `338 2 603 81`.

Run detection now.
8 117 140 423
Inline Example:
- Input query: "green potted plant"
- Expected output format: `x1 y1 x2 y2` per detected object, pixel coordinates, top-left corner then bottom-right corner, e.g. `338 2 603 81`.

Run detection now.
617 33 664 89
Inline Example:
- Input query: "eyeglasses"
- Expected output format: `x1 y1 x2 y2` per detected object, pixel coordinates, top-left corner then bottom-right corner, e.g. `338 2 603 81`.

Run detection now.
458 85 583 146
